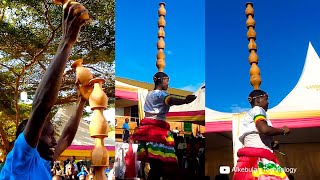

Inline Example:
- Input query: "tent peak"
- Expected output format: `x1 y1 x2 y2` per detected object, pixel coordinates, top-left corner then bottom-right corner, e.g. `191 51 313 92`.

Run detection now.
269 42 320 112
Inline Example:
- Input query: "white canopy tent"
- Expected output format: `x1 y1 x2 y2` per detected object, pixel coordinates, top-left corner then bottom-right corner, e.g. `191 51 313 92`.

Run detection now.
205 42 320 131
205 42 320 179
269 42 320 113
53 104 115 146
167 84 205 125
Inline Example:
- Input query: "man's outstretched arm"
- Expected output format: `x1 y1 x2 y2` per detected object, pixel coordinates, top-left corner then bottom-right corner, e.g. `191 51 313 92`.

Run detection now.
24 2 89 148
53 96 86 161
167 95 197 106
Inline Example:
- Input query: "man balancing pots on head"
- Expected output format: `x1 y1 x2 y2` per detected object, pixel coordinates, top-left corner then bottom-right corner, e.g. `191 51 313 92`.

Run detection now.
233 90 291 180
132 72 197 180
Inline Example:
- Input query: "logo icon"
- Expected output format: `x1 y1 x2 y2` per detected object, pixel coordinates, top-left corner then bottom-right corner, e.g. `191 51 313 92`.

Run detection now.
220 166 230 174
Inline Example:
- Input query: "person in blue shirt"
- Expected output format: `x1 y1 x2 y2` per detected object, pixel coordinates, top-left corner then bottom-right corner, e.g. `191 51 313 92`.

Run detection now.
122 118 130 143
77 166 88 180
0 2 90 179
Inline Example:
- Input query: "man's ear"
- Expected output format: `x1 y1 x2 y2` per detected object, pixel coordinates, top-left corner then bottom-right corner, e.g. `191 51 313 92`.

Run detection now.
256 97 261 104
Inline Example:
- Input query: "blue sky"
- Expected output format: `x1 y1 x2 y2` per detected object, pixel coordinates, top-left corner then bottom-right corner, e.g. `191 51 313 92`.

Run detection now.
116 0 205 92
206 0 320 112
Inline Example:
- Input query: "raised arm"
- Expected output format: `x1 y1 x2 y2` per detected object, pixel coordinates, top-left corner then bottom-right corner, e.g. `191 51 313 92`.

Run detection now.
53 96 86 161
24 2 89 148
167 95 197 106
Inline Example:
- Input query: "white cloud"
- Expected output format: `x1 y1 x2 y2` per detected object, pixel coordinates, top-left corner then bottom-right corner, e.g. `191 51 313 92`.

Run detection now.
85 106 92 113
230 104 250 113
179 83 202 92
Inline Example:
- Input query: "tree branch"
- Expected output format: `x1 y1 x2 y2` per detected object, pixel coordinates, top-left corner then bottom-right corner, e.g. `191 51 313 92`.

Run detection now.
38 61 47 71
84 66 105 75
0 122 10 151
18 58 28 64
54 23 62 32
14 21 59 127
83 41 108 60
14 74 22 127
43 1 54 31
0 63 19 76
55 96 78 105
0 143 6 154
0 8 4 22
27 28 57 68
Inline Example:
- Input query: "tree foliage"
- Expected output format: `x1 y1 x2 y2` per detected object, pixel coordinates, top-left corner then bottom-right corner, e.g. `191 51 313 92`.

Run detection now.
0 0 115 159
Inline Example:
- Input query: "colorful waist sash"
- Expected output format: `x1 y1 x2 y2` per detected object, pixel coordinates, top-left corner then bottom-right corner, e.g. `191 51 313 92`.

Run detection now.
233 147 288 180
132 118 177 163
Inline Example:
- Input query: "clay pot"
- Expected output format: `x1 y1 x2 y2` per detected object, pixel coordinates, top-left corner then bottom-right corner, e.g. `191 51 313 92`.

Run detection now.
53 0 90 21
92 166 107 180
158 2 166 16
78 84 93 100
248 50 258 64
158 16 166 27
245 3 254 17
89 110 109 138
246 15 255 28
53 0 80 5
72 4 91 21
247 27 256 40
79 12 90 21
88 173 94 180
71 59 94 86
250 63 261 90
156 58 166 72
157 38 165 49
89 78 108 110
91 138 109 166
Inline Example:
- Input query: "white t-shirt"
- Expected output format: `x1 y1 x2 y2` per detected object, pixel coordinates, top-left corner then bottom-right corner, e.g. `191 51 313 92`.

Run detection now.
108 169 114 180
73 162 78 172
144 90 171 121
238 106 273 151
172 129 180 133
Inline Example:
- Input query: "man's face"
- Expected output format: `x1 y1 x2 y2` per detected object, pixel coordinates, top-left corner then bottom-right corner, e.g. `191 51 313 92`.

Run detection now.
161 78 169 90
257 94 269 111
66 164 74 175
37 122 57 161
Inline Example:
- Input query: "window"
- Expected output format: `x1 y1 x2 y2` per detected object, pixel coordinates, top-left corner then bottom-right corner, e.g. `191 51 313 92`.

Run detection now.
130 105 138 122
